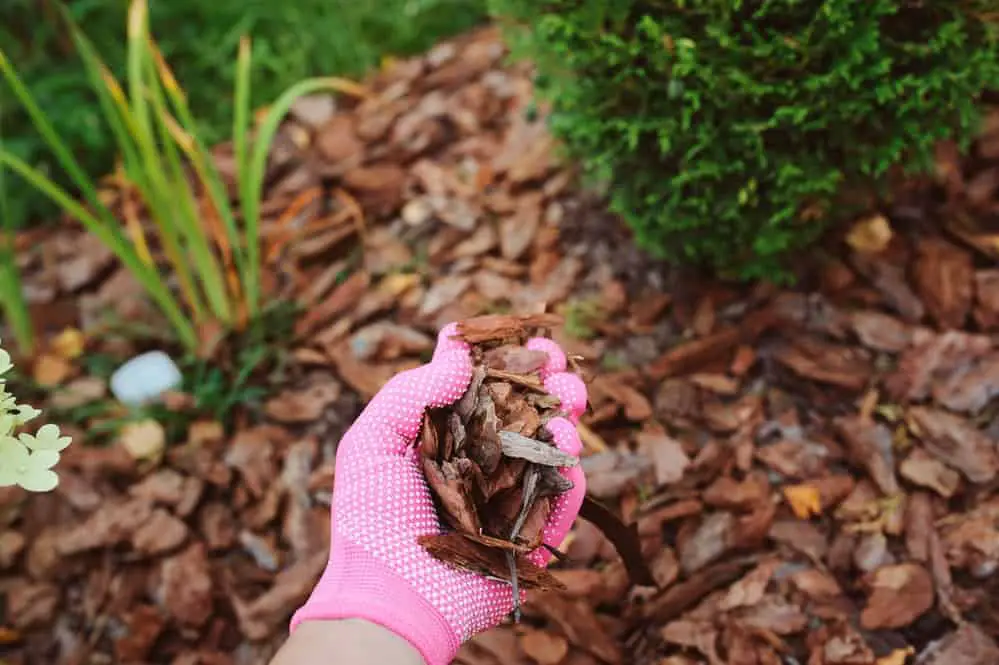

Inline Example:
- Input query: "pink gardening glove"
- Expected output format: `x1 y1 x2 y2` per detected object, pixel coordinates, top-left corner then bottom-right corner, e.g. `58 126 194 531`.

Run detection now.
291 324 588 665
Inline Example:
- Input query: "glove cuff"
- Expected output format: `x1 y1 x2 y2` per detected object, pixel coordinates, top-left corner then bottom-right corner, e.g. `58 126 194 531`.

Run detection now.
291 541 459 665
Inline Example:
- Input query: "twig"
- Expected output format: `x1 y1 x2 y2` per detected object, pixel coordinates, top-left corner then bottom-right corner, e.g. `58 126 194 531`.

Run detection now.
507 551 520 622
511 466 541 537
507 465 541 621
579 495 656 586
543 543 569 562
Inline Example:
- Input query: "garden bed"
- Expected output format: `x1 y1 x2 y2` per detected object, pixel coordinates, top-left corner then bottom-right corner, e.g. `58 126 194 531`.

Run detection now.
3 25 999 665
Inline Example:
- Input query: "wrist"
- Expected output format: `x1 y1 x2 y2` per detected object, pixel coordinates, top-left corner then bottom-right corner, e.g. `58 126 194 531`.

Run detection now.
276 620 425 665
291 542 460 665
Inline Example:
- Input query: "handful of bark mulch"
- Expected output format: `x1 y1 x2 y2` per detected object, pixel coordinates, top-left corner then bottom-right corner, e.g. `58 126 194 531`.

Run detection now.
417 314 653 619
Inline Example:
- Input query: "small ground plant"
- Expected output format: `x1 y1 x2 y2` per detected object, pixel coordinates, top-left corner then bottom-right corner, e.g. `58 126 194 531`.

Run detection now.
0 0 488 230
0 0 363 350
490 1 999 280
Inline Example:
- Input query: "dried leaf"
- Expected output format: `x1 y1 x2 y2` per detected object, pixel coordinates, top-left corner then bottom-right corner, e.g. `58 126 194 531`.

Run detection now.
852 252 926 321
32 353 72 387
790 568 842 600
931 351 999 413
158 543 213 627
583 451 654 499
114 605 166 663
51 327 85 360
264 382 340 423
649 547 680 588
905 492 934 562
6 580 59 629
645 558 754 623
877 648 915 665
846 214 893 253
518 628 569 665
0 531 25 569
783 484 823 520
680 512 734 574
51 376 107 409
821 625 875 665
232 552 327 640
913 236 973 329
119 419 166 463
850 310 912 352
648 307 777 379
914 624 999 665
731 595 808 635
900 448 961 498
718 558 779 611
422 275 474 317
200 503 237 551
238 530 281 571
500 196 542 261
703 473 770 512
57 499 153 554
661 619 721 663
770 519 829 562
527 592 622 664
131 509 189 556
854 532 892 573
638 429 691 486
834 416 899 495
775 336 871 391
974 269 999 329
885 331 992 402
224 428 278 497
906 407 998 483
860 563 934 630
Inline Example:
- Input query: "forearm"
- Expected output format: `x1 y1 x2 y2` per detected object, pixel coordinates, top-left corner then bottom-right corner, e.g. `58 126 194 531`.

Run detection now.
271 620 426 665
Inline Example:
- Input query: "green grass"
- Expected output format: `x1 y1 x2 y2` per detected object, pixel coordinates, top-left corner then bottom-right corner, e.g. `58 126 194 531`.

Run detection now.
0 0 487 228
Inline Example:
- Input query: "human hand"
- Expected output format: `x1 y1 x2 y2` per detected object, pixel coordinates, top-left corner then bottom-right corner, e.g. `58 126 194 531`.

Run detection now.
290 324 588 665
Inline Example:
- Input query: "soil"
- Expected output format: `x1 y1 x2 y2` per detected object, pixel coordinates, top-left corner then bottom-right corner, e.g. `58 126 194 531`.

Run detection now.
4 24 999 665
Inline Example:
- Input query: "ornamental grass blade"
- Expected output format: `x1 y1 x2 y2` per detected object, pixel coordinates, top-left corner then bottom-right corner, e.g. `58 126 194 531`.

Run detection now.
125 0 207 325
0 102 32 355
151 41 250 318
0 37 195 349
240 74 369 313
143 37 232 324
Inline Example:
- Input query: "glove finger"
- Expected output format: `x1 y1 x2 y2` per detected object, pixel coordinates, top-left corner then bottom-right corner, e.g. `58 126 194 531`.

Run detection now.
544 371 587 423
528 465 586 567
525 337 567 378
433 322 471 359
525 337 587 422
529 417 585 566
354 348 472 451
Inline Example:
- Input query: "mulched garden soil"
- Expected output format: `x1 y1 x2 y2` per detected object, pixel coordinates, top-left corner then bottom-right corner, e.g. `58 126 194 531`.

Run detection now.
5 24 999 665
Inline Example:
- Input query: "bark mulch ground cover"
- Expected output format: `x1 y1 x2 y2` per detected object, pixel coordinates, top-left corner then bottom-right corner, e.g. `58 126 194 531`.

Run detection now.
5 25 999 665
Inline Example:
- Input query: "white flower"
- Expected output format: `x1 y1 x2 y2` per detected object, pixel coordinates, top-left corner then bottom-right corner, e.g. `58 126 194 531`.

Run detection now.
21 424 72 453
12 404 40 426
0 340 70 492
0 389 14 412
0 437 60 492
0 339 72 492
0 414 13 439
0 391 34 426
